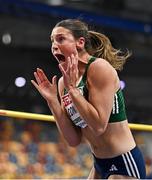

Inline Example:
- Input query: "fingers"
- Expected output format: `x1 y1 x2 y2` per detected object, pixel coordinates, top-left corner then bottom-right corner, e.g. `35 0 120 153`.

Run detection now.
32 68 49 85
36 68 49 83
59 63 66 76
32 68 57 87
31 79 40 91
71 53 78 68
52 75 57 85
34 71 41 85
69 54 78 80
69 56 73 80
71 54 77 74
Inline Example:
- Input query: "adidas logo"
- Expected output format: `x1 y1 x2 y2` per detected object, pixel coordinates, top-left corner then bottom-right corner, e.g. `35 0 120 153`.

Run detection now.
109 164 118 171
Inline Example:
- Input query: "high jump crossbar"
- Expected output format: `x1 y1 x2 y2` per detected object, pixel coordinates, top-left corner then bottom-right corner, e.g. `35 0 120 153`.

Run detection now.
0 109 152 132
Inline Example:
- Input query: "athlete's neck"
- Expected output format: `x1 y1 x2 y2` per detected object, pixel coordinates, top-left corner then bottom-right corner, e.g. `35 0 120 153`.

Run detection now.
78 53 91 77
78 52 91 64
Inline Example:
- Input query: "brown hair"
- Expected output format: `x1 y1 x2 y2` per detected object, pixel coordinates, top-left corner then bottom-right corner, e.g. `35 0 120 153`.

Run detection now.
55 19 131 71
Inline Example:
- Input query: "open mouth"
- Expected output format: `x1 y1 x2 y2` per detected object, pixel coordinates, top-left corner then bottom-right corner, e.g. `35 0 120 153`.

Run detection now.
55 54 65 63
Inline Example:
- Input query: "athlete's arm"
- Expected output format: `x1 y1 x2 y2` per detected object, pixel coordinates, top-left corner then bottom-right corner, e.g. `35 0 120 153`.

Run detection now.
52 76 82 146
69 59 118 136
31 68 82 146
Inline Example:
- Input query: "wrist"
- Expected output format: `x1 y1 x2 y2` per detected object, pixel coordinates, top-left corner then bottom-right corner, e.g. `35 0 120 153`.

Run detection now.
68 87 81 97
47 97 59 106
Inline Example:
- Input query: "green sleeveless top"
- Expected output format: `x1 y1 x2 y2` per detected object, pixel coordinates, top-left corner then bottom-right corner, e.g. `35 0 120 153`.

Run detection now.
62 56 127 128
80 56 127 123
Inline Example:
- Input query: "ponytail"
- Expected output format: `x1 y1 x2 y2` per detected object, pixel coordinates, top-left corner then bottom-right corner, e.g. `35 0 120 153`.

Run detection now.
86 31 131 71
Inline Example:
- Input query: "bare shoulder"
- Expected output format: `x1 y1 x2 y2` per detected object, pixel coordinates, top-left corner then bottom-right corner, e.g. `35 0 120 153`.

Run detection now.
87 58 119 89
88 58 117 78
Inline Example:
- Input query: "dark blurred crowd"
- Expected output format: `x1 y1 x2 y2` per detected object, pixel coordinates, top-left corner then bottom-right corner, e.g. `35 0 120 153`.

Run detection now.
0 116 152 179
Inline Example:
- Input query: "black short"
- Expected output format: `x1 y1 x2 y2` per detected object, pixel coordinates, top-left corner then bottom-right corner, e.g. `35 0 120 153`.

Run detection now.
93 146 146 179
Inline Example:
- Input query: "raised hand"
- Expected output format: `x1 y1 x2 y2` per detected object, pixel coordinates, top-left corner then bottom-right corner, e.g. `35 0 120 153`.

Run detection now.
59 54 79 91
31 68 57 102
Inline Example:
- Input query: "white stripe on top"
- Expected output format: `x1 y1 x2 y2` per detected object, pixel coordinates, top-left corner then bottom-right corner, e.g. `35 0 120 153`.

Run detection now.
112 94 119 114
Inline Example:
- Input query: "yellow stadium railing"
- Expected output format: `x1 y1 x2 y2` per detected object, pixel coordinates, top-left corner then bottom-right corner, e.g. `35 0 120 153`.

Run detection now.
0 109 54 122
0 109 152 132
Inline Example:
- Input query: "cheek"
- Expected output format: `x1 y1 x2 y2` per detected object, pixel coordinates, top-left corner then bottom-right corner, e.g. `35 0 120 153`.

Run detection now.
51 47 53 54
59 43 77 55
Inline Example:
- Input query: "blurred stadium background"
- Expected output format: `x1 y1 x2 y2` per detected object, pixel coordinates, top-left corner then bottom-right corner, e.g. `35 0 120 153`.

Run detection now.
0 0 152 178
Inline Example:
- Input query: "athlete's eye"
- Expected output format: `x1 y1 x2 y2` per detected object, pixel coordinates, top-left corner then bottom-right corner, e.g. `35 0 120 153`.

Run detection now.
56 36 65 43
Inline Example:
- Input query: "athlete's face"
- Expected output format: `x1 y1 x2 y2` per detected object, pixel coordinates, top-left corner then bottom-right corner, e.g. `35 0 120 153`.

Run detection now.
50 27 78 67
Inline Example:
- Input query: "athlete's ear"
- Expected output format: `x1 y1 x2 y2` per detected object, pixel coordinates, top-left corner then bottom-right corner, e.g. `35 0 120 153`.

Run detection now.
76 37 85 50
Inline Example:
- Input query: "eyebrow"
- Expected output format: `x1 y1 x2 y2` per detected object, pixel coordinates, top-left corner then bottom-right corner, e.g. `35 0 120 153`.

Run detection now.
50 33 67 40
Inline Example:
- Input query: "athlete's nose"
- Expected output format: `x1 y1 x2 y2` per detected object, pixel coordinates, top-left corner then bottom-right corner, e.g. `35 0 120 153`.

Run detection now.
52 42 59 53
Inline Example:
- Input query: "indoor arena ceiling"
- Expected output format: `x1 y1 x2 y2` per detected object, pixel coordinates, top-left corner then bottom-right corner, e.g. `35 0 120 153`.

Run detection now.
0 0 152 112
0 0 152 58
